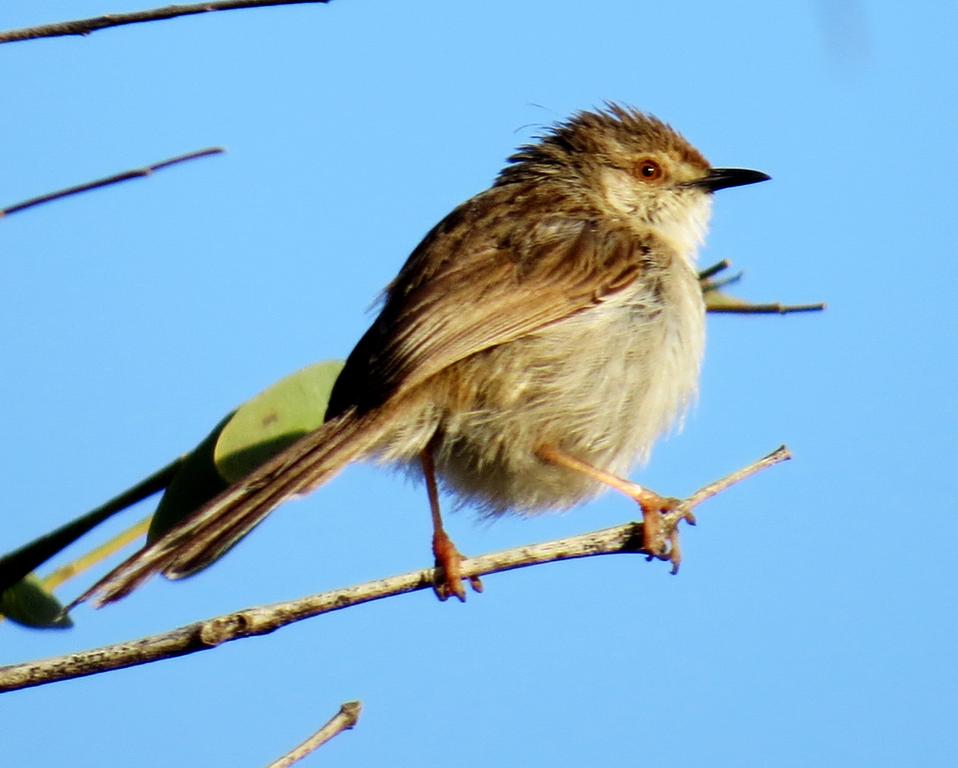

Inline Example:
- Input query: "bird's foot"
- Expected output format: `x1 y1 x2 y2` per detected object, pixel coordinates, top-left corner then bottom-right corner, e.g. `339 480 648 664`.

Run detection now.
635 489 696 574
432 528 483 602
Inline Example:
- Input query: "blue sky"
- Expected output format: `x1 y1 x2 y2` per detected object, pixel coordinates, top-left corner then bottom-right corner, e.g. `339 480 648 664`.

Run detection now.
2 1 957 765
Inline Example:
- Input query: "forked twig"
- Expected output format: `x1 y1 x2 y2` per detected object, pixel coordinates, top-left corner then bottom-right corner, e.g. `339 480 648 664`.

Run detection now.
698 260 825 315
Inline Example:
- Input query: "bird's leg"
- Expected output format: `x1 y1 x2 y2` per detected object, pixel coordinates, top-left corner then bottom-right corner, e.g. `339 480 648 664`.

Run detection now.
535 444 695 573
421 448 483 601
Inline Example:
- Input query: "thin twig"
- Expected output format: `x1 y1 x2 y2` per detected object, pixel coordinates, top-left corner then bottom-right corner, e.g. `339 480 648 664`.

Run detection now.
0 1 330 44
266 701 362 768
684 445 790 507
0 445 790 694
697 259 731 282
708 302 826 315
701 271 745 293
1 148 223 218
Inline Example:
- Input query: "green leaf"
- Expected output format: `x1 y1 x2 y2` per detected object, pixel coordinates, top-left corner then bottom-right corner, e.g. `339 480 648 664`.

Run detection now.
1 575 73 629
147 361 344 554
147 415 232 544
214 360 344 483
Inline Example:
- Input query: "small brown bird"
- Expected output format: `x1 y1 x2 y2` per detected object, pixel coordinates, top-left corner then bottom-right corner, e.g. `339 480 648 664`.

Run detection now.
80 104 769 606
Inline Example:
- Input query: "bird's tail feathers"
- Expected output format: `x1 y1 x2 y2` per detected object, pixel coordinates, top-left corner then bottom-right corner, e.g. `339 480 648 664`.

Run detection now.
71 405 396 609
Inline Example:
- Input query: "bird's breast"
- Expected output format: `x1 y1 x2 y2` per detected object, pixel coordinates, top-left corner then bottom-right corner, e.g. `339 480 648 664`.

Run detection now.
423 252 706 515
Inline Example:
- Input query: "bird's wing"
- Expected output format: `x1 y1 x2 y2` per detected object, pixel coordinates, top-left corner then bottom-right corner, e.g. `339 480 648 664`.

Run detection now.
329 197 654 415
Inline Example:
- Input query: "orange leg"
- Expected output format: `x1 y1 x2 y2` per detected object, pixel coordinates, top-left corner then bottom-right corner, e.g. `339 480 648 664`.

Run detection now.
535 444 695 573
421 449 483 601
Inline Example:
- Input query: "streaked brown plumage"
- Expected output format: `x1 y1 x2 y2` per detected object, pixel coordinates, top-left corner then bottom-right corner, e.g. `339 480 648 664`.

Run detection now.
78 105 769 606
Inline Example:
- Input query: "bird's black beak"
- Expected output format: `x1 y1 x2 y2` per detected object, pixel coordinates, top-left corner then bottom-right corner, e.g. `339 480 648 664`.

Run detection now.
689 168 771 192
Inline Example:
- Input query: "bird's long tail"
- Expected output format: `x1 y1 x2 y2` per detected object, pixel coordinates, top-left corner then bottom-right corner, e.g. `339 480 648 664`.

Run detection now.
73 404 398 608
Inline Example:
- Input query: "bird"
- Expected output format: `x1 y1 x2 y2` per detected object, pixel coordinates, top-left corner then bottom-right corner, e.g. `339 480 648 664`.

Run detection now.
77 104 769 607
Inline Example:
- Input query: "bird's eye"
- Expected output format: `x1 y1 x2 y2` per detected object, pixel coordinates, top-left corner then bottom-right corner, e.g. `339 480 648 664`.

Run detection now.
634 159 663 182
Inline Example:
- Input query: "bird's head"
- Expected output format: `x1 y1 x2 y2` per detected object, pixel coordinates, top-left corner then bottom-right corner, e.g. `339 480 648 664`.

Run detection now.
499 104 770 258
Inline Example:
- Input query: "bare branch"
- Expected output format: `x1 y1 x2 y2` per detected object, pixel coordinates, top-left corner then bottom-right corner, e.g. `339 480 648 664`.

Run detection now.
0 445 790 694
0 2 331 45
266 701 362 768
1 148 223 219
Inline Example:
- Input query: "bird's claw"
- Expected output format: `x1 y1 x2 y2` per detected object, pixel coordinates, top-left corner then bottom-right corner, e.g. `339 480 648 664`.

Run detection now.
636 491 694 574
432 529 483 602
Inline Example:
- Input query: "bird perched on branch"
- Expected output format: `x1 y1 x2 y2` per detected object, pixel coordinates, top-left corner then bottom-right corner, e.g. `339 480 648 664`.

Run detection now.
78 104 769 607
